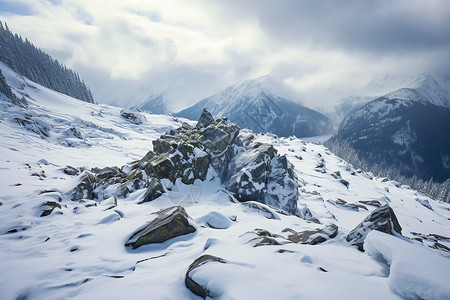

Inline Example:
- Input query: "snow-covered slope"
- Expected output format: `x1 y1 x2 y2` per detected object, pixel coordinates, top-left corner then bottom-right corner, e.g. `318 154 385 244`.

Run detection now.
0 65 449 300
176 76 333 138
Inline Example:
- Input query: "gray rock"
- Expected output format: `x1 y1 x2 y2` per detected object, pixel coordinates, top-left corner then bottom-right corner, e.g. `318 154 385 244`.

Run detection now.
140 177 165 203
346 205 402 251
63 166 79 176
120 107 146 124
196 108 214 129
125 206 196 249
264 155 299 215
40 201 62 217
185 255 226 298
328 199 367 211
284 224 338 245
72 171 98 201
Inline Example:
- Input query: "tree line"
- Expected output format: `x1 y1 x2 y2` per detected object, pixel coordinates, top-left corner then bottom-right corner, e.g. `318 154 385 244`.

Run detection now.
0 21 94 103
324 139 450 203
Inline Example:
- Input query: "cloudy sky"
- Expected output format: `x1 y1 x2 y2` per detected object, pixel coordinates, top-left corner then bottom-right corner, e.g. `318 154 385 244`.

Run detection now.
1 0 450 112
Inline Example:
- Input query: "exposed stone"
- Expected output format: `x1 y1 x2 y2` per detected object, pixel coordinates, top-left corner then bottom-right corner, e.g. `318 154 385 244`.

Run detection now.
241 201 281 220
328 199 367 211
120 107 146 124
63 165 79 176
358 200 382 207
125 206 196 249
264 155 299 215
40 201 62 217
185 255 226 298
339 179 350 188
284 224 338 245
72 171 98 201
140 177 165 203
92 166 124 182
346 205 402 251
196 108 214 129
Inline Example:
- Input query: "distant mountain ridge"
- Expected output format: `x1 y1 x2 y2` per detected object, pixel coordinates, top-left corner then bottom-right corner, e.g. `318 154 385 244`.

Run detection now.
176 76 333 138
329 73 450 182
0 21 94 103
138 92 170 114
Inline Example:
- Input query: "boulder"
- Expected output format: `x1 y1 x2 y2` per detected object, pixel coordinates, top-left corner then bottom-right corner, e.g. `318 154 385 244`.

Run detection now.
346 205 402 251
40 201 62 217
140 177 165 203
72 171 98 201
226 145 274 202
125 206 196 249
196 108 214 129
185 255 226 298
284 224 338 245
63 165 79 176
264 155 299 215
120 107 146 124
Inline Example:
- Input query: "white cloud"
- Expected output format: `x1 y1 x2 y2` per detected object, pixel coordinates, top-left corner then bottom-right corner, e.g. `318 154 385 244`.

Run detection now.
0 0 449 112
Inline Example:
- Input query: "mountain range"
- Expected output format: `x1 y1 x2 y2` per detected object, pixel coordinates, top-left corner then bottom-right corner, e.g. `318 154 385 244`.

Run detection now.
0 61 449 299
175 76 333 138
329 73 450 182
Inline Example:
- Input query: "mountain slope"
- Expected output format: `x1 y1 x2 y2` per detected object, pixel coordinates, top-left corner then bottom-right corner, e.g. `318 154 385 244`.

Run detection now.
0 21 94 103
176 76 333 138
330 74 450 182
138 92 170 114
0 65 449 300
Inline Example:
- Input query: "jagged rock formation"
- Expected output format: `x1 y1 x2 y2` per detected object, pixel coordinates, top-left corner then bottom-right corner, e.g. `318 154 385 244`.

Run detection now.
346 205 402 251
69 108 300 215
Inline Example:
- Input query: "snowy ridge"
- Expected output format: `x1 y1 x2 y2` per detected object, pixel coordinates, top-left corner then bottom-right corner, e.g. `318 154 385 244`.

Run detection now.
385 72 450 108
176 76 333 138
0 64 449 299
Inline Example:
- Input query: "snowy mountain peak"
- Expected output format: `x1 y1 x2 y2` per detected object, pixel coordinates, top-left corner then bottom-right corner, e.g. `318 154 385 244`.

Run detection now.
387 72 450 108
176 76 333 138
138 92 171 114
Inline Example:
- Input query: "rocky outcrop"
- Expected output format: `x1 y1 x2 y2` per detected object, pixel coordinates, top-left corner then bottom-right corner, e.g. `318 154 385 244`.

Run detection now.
284 224 338 245
120 107 146 125
140 177 165 203
185 255 226 298
346 205 402 251
125 206 196 249
68 107 301 215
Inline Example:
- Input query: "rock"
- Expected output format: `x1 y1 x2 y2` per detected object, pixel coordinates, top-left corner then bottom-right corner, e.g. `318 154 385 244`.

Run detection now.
328 199 367 211
196 108 214 129
185 255 226 298
125 206 196 249
63 166 79 176
415 197 433 210
339 179 350 188
120 107 146 124
248 228 283 247
72 171 98 201
197 211 233 229
284 224 338 245
241 201 281 220
346 205 402 251
358 200 382 207
91 166 123 181
40 201 62 217
140 177 165 203
226 145 275 202
264 155 299 215
331 171 341 179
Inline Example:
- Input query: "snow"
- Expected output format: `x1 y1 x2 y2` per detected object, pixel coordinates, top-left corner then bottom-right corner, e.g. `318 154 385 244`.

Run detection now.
365 231 450 300
0 63 449 299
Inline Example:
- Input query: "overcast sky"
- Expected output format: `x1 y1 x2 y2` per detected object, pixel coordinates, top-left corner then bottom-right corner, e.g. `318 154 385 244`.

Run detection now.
1 0 450 112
